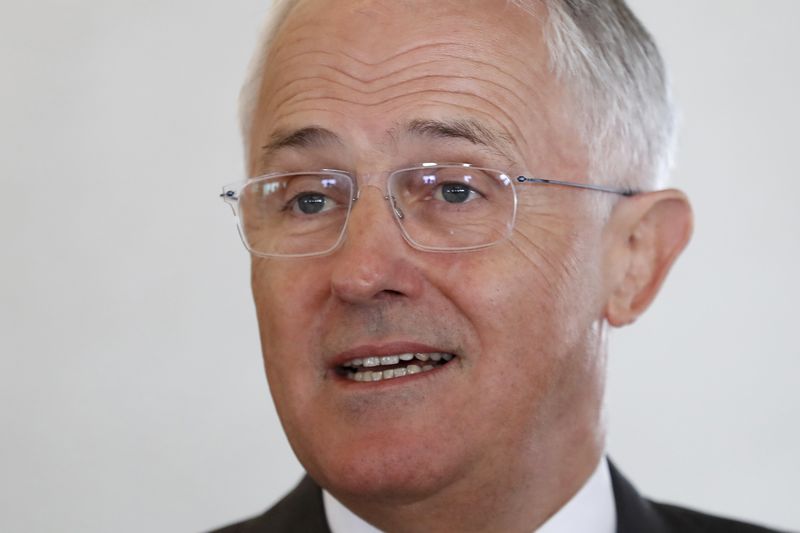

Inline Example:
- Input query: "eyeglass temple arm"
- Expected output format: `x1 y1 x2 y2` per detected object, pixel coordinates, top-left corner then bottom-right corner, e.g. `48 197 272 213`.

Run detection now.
516 176 638 197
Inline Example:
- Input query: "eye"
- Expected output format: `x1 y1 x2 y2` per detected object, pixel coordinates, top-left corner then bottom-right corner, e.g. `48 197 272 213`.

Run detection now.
435 182 482 204
288 192 336 215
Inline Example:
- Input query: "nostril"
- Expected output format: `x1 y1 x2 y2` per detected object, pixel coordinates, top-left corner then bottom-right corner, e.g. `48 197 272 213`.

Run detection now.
378 289 404 299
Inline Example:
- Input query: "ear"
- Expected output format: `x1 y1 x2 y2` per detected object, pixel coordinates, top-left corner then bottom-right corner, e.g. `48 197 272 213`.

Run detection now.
602 189 693 327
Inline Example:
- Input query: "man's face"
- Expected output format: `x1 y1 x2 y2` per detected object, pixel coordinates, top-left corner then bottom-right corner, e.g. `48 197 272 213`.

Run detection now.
249 0 612 500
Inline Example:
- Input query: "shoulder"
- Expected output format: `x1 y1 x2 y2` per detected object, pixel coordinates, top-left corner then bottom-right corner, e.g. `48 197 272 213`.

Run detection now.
208 476 331 533
649 500 785 533
609 461 786 533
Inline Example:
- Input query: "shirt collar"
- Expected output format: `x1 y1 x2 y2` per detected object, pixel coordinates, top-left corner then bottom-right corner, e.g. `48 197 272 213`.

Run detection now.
323 457 616 533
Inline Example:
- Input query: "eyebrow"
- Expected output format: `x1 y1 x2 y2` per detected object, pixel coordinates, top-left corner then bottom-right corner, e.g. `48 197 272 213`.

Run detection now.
404 118 505 147
402 118 516 164
261 126 343 158
259 118 516 166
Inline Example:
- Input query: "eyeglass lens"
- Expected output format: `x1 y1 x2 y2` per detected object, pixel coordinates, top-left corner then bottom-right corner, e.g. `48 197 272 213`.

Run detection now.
236 166 515 256
388 166 515 250
238 172 354 256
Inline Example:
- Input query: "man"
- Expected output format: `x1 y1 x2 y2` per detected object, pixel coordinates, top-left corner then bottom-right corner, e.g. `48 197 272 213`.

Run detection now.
213 0 780 531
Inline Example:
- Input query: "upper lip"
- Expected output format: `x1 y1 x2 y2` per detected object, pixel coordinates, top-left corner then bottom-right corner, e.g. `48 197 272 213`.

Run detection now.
328 341 455 368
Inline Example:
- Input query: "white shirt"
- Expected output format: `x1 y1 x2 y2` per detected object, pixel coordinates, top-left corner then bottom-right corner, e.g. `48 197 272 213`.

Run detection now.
323 457 617 533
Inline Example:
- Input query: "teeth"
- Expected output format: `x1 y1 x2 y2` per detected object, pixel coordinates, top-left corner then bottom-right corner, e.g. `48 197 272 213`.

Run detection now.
380 355 400 365
343 352 457 382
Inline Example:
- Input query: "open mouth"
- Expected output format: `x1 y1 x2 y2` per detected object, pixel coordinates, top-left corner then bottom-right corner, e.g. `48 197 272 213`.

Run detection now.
336 352 456 383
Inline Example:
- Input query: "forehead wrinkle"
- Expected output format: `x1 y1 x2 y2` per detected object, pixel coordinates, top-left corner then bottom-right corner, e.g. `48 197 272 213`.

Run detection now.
271 20 509 68
270 56 527 94
265 58 541 121
262 45 548 130
257 4 555 172
269 87 506 116
268 94 532 167
271 40 483 70
266 44 540 100
268 43 538 97
265 2 551 102
268 73 536 123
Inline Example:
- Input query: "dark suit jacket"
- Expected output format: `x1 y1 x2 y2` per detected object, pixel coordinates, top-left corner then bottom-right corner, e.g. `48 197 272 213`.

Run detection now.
210 462 784 532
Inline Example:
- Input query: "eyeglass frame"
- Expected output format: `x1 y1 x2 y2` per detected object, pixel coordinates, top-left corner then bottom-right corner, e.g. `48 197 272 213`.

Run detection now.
220 162 639 258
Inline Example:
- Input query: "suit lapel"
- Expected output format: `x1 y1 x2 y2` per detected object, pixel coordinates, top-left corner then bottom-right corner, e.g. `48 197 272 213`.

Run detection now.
231 476 331 533
609 461 671 533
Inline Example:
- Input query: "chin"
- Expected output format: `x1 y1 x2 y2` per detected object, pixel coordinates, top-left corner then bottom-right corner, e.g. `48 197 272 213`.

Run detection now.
295 427 466 504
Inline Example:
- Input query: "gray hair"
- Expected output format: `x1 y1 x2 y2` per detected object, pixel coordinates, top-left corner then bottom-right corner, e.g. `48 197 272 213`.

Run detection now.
239 0 676 190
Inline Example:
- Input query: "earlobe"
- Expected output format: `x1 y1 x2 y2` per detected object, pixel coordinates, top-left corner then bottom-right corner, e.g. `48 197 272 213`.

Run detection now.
604 189 694 327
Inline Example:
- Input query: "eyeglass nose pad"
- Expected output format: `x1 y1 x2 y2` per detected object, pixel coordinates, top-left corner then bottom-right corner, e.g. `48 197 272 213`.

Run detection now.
387 194 405 220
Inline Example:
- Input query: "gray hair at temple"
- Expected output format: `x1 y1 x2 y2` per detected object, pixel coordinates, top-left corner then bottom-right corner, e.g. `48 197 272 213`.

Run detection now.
238 0 677 190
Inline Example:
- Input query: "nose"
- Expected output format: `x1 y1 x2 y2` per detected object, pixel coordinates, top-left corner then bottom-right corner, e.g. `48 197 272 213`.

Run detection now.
329 186 423 304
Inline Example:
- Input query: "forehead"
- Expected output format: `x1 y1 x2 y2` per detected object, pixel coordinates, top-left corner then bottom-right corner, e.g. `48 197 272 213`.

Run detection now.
273 0 542 61
249 0 583 176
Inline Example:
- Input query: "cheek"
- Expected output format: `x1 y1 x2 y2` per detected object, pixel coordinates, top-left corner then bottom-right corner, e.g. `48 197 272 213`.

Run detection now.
251 260 332 432
251 259 328 369
443 222 604 374
436 255 571 445
512 204 606 318
432 250 564 368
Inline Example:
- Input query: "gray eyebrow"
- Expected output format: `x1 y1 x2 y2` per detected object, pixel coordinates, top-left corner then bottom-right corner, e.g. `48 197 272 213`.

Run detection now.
405 118 497 145
402 118 516 164
261 126 343 158
259 119 516 168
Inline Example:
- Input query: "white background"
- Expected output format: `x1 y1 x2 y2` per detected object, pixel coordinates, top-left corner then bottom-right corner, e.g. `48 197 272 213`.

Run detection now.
1 1 798 532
